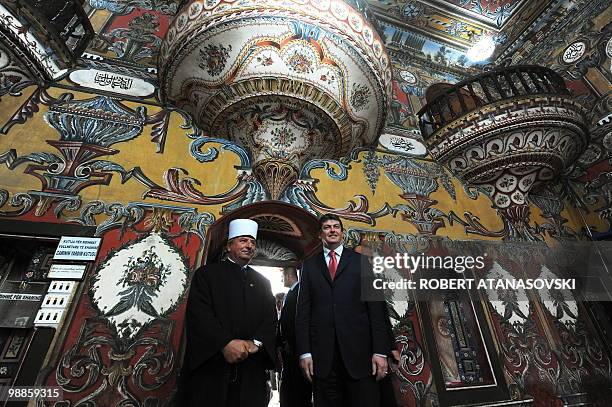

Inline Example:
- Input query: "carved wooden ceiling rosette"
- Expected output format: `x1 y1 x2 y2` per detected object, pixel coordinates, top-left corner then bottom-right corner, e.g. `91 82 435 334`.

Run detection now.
158 0 391 199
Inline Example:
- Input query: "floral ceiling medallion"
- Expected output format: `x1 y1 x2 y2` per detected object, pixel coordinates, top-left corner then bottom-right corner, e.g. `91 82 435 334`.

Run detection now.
199 43 232 76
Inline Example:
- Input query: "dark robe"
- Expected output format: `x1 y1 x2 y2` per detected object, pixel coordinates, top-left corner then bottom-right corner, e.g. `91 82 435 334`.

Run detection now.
179 260 277 407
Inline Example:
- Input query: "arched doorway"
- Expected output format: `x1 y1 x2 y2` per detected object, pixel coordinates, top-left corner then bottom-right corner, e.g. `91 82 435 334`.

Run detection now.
203 201 321 267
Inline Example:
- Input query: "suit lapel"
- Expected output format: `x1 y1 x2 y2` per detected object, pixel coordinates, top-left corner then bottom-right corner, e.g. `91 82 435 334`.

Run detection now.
318 252 333 286
334 248 352 280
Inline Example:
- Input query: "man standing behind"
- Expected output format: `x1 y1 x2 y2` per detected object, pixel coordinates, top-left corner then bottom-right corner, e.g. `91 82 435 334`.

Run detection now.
295 214 390 407
179 219 277 407
278 267 313 407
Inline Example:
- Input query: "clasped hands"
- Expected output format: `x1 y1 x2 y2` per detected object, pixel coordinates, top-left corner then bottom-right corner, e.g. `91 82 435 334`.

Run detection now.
222 339 260 363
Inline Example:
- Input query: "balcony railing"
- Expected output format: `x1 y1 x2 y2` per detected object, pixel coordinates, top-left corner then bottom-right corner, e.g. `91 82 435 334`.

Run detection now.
29 0 92 55
417 65 570 140
0 0 94 79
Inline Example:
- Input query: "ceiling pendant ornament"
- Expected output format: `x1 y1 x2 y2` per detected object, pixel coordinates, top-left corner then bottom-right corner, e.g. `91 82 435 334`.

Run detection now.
252 159 299 201
159 0 391 199
418 66 589 241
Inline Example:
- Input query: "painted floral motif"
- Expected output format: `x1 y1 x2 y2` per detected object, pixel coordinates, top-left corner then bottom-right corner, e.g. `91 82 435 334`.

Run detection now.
402 2 423 19
363 150 380 194
92 233 189 339
457 0 520 27
257 54 274 66
89 0 178 15
287 52 313 74
485 262 530 332
537 266 578 330
0 45 34 99
320 72 336 84
199 43 232 76
495 195 509 207
271 126 297 149
107 247 169 318
493 32 508 44
497 175 516 191
350 83 371 111
446 21 471 38
105 12 162 63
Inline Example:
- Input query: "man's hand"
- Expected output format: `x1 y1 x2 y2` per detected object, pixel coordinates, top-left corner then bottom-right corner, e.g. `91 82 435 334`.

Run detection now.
222 339 249 363
246 340 260 354
299 356 314 382
372 354 389 381
391 350 400 363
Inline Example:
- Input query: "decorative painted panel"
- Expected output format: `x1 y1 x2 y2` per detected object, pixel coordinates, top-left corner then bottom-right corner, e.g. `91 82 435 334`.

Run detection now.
40 205 213 407
86 0 179 69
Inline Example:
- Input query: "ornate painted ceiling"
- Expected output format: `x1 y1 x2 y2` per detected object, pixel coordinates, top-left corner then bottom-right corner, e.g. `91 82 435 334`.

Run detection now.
1 0 610 232
369 0 609 91
50 1 607 225
73 1 609 103
369 0 557 74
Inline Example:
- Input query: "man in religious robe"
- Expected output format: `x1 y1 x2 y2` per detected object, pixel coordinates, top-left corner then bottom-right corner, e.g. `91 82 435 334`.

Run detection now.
179 219 277 407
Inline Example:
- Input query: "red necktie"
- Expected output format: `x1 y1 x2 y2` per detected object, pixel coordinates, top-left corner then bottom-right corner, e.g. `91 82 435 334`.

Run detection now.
328 251 337 280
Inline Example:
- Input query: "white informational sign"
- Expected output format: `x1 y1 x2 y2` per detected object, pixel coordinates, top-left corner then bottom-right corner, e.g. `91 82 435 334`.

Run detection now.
379 133 427 156
48 264 87 280
0 293 42 301
69 69 155 97
54 237 101 261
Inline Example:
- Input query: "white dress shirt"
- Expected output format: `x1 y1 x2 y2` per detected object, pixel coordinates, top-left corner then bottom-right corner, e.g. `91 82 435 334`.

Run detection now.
323 245 343 267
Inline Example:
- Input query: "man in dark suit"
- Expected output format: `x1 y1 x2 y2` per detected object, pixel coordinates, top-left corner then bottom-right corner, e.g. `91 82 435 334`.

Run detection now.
295 214 390 407
278 266 313 407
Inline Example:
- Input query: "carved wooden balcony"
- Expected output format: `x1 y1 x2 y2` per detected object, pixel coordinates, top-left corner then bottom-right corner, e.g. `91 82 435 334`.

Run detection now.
418 65 589 240
0 0 94 80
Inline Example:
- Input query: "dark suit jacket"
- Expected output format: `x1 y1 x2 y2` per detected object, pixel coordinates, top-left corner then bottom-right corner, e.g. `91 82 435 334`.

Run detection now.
279 283 299 356
295 247 390 379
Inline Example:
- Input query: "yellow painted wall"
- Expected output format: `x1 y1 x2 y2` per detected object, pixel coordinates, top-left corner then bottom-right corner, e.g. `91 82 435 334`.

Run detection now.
0 86 601 242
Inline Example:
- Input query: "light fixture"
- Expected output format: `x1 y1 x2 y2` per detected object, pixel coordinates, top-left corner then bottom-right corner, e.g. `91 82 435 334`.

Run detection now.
467 37 495 62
